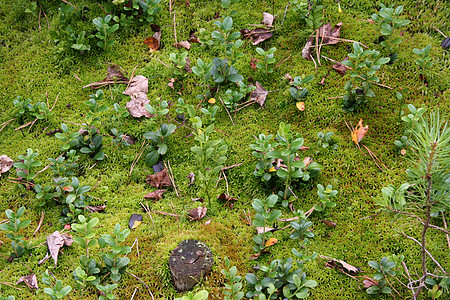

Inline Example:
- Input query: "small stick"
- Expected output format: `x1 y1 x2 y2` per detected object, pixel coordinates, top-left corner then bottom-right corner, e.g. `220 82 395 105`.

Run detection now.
164 160 180 197
309 54 318 70
130 287 138 300
88 162 98 170
33 211 45 236
281 3 289 27
140 202 159 236
38 9 42 32
169 0 172 17
125 271 155 300
0 282 22 291
73 73 82 82
215 129 230 136
221 162 244 171
125 238 138 258
136 238 139 257
0 118 16 133
234 100 256 112
41 7 49 29
151 210 182 218
222 170 229 195
315 29 321 66
61 0 77 10
125 64 140 92
155 56 170 68
173 12 177 44
362 144 388 170
274 52 291 69
288 187 298 199
27 119 39 133
443 213 450 251
431 27 447 38
97 3 107 14
129 141 147 177
219 97 235 126
60 118 82 126
169 202 180 230
305 203 318 218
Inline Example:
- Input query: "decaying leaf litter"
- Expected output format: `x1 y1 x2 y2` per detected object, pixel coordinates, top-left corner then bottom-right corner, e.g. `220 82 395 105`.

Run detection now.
0 0 448 298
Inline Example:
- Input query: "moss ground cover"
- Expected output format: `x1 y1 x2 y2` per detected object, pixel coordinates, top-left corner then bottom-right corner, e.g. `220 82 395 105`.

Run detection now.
0 0 448 299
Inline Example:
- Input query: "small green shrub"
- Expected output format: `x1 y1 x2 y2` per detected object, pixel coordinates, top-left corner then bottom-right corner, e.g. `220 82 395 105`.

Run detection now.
0 207 31 259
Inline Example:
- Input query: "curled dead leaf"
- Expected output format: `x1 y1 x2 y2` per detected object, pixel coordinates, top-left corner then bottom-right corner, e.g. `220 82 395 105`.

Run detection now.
188 172 195 186
351 119 369 145
123 75 148 95
144 189 166 200
319 22 343 45
16 273 38 290
0 155 13 176
323 256 361 275
362 276 379 288
250 81 268 106
146 169 172 188
217 192 238 209
262 12 274 27
322 219 337 227
241 28 273 45
144 24 162 52
187 206 207 221
167 78 177 89
126 92 153 118
332 62 347 76
173 41 191 50
189 32 201 44
47 231 73 266
255 227 275 234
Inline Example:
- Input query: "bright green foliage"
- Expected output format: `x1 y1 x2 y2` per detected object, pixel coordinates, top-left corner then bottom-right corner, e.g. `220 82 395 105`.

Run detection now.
210 58 243 84
190 117 228 205
315 184 338 213
59 177 92 224
224 81 256 110
289 210 314 240
245 257 317 299
98 224 131 282
393 136 409 153
92 15 119 50
252 195 282 253
342 43 390 111
169 52 188 76
371 3 410 56
250 134 279 183
12 96 53 122
200 105 219 126
174 290 209 300
289 75 314 101
14 148 41 182
211 16 243 63
377 183 411 211
13 96 32 117
0 207 31 259
413 44 433 86
192 58 213 100
255 47 276 74
317 131 338 150
221 257 244 300
73 266 97 289
42 271 72 300
426 277 450 299
113 0 161 25
291 0 323 32
96 283 118 300
55 123 81 151
72 215 99 257
366 257 401 295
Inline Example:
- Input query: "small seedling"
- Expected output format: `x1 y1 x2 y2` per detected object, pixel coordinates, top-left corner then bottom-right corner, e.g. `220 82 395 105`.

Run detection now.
288 75 314 110
366 257 401 295
317 131 338 150
96 283 118 300
42 270 72 300
413 44 433 87
169 51 188 76
221 257 244 300
14 148 41 185
92 15 119 50
289 210 314 240
394 135 409 154
71 215 99 257
174 290 209 300
315 184 338 213
255 47 276 74
0 207 31 259
210 57 243 84
291 0 324 32
211 16 244 63
224 81 256 111
252 194 281 253
192 58 213 100
114 0 161 24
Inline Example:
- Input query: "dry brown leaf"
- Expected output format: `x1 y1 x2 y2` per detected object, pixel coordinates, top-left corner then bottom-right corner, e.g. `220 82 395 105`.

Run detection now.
262 12 274 27
217 192 238 209
143 189 166 200
126 92 153 118
319 22 343 45
86 205 106 213
146 169 172 188
250 81 268 106
167 78 177 90
189 32 200 44
144 24 161 52
332 62 347 75
241 28 273 45
255 227 275 234
192 198 204 203
82 65 129 89
324 258 361 275
302 38 314 60
187 206 207 221
302 157 313 169
123 75 148 95
362 276 379 288
250 58 258 69
322 219 337 227
47 231 72 266
173 41 191 50
0 155 13 176
184 57 192 73
16 273 38 290
187 172 195 186
351 119 369 145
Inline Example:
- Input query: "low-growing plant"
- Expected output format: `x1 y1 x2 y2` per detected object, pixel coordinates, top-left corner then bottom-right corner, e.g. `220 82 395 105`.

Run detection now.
211 16 244 63
250 134 279 183
394 135 409 154
174 290 209 300
413 44 433 87
96 283 119 300
92 15 119 50
113 0 161 25
14 148 41 186
73 266 97 291
42 270 72 300
287 75 314 110
221 257 244 300
371 3 410 59
314 184 338 213
55 123 81 151
190 117 228 206
317 131 338 150
255 47 276 74
252 195 281 253
291 0 324 32
169 51 188 77
192 58 213 101
366 257 402 295
0 207 31 259
289 210 314 240
210 57 243 84
200 105 219 125
60 177 92 224
341 42 390 111
224 81 256 111
72 215 99 257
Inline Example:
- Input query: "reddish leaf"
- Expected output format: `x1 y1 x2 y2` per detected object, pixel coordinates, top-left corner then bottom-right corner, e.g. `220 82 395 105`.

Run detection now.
187 206 207 221
351 119 369 145
144 24 161 52
146 169 172 188
173 41 191 50
265 238 277 247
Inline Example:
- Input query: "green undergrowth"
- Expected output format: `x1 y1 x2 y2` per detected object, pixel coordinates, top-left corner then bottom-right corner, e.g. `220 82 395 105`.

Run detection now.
0 0 449 299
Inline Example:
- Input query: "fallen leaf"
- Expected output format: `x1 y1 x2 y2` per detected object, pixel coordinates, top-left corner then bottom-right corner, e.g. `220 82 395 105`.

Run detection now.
16 273 38 290
146 169 172 188
187 206 207 221
192 198 204 203
123 75 148 95
262 12 274 27
332 62 347 75
126 92 153 118
217 193 238 209
167 78 177 90
351 119 369 145
85 205 106 213
47 231 72 266
250 58 258 69
129 214 143 229
0 155 13 176
299 146 310 151
189 32 200 44
250 81 268 106
255 227 275 234
265 238 278 247
82 65 129 89
144 24 161 52
122 134 135 145
173 41 191 50
323 257 361 275
319 22 343 45
441 37 450 49
302 157 313 169
184 57 192 73
143 189 166 200
208 98 216 104
187 172 195 186
284 73 293 82
241 28 273 45
301 38 314 60
249 252 262 260
362 276 379 288
296 102 305 111
322 219 336 227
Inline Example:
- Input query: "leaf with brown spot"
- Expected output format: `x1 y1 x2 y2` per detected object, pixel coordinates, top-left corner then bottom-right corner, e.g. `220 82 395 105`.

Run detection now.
173 41 191 50
46 231 72 266
241 28 273 45
146 169 172 188
264 237 277 247
332 62 347 75
187 206 207 221
123 75 148 95
351 119 369 145
143 189 166 200
0 155 13 176
86 205 106 213
250 81 268 106
126 92 153 118
16 273 38 290
296 102 305 111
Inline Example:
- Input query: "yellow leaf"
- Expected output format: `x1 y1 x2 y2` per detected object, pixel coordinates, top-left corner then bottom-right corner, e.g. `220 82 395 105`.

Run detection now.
265 238 278 247
351 119 368 145
296 102 305 111
208 98 216 104
131 220 142 229
268 166 276 172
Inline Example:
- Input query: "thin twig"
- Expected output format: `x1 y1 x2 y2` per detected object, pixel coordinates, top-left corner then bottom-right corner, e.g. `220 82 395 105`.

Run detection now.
169 202 180 231
33 211 45 236
125 238 138 258
222 170 229 195
431 27 448 38
41 7 49 29
309 53 318 70
126 271 155 300
125 64 140 92
305 204 318 218
274 51 292 69
151 210 182 217
129 141 147 177
399 232 448 275
173 12 177 44
130 287 138 300
219 97 235 126
281 3 289 26
0 118 16 133
0 282 22 291
155 56 170 68
61 0 78 10
221 162 244 171
443 213 450 251
38 9 41 32
140 202 159 236
164 160 179 197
